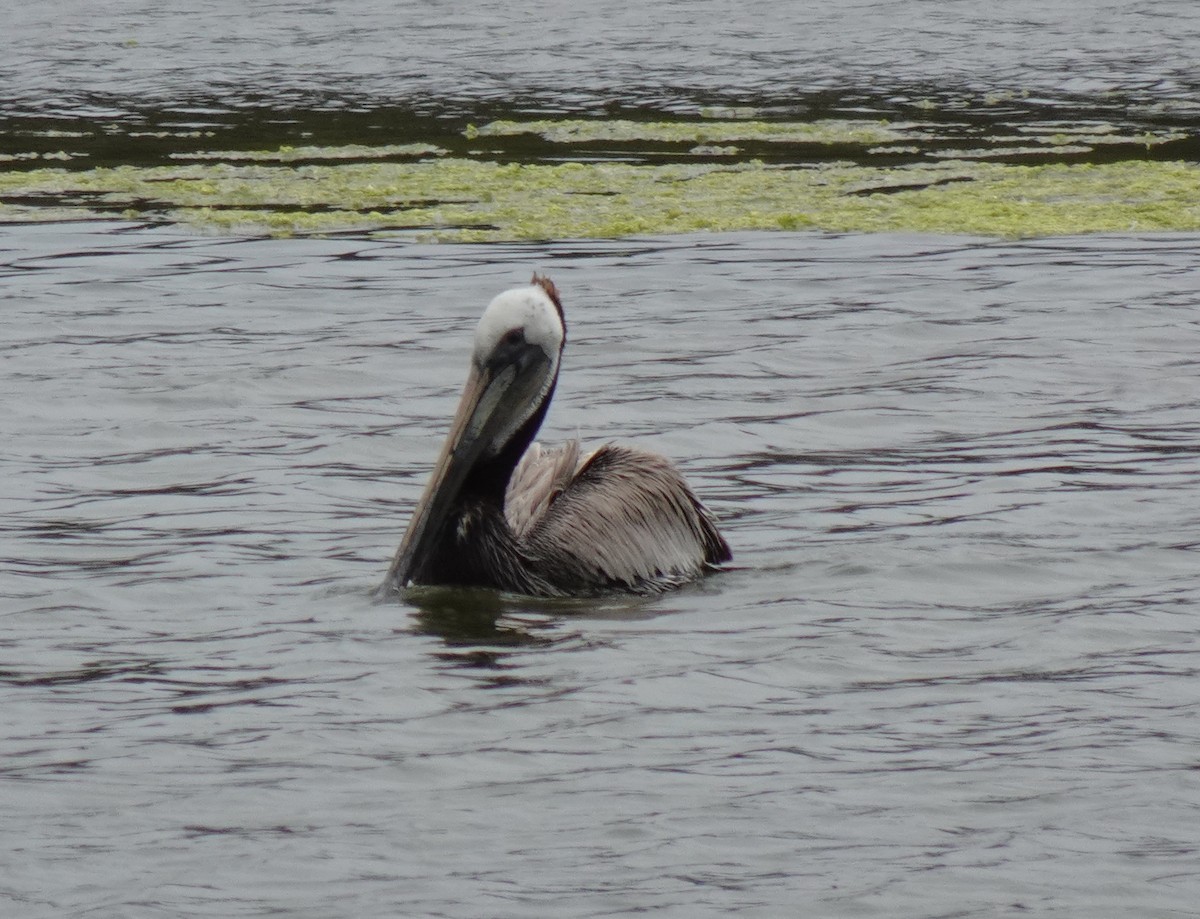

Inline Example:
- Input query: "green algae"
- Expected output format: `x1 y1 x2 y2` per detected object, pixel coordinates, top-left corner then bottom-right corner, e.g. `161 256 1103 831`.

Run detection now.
173 142 445 163
2 117 1198 240
467 117 913 147
465 115 1187 162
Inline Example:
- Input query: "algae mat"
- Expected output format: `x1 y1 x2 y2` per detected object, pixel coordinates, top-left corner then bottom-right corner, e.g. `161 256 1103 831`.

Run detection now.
2 118 1197 239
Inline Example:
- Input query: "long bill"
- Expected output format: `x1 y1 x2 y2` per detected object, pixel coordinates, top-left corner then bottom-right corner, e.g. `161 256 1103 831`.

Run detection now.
381 361 517 594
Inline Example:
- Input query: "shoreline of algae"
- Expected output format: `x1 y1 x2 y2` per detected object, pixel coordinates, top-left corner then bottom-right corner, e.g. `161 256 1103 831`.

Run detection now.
1 118 1197 240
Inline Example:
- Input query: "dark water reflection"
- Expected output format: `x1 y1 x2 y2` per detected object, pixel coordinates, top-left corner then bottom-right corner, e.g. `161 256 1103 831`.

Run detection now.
3 222 1199 915
4 0 1200 166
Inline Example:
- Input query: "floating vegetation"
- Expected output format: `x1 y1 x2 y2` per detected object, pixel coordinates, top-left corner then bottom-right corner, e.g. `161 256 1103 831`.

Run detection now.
171 143 445 163
0 151 81 163
1 117 1197 239
466 118 913 147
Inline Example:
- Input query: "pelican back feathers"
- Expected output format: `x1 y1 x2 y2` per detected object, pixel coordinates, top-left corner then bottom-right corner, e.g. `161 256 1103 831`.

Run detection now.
519 443 731 594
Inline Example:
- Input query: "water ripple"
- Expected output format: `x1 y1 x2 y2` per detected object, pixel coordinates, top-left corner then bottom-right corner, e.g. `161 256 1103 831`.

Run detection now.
3 224 1200 916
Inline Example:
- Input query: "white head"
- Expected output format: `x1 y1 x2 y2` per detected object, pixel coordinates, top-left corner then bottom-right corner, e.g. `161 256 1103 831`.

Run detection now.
459 276 565 461
473 279 565 371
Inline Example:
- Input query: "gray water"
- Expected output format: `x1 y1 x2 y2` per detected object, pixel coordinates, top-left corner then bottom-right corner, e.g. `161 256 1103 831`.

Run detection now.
5 1 1200 916
5 0 1200 115
3 223 1199 917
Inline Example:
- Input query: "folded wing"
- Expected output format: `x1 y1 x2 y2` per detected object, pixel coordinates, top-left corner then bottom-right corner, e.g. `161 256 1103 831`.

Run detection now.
519 444 731 593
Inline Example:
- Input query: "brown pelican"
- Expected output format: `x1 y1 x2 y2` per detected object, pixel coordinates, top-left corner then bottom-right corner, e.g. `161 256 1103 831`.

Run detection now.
380 275 731 598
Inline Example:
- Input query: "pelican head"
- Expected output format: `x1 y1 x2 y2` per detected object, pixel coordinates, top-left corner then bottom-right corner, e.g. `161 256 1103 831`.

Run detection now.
385 275 566 589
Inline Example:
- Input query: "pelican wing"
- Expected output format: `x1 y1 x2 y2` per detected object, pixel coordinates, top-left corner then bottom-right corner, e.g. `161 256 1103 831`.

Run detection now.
505 440 585 538
524 444 731 592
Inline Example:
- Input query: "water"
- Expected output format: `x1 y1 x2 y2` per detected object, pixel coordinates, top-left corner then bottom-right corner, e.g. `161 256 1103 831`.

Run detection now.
4 2 1200 916
5 0 1200 115
4 0 1200 165
3 223 1199 917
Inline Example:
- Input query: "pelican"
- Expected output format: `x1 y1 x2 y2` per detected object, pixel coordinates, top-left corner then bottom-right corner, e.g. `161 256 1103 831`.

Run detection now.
380 275 731 598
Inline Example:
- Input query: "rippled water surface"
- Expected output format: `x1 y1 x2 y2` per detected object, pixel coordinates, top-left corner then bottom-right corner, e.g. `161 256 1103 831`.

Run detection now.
3 223 1199 916
6 0 1200 115
5 1 1200 916
5 0 1200 167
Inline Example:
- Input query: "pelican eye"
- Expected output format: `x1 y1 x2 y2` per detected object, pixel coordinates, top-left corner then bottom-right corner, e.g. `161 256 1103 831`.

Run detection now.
501 329 525 346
